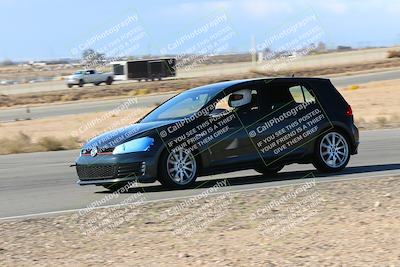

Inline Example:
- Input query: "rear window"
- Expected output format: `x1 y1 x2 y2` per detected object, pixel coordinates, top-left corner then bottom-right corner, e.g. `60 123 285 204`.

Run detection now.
289 85 315 103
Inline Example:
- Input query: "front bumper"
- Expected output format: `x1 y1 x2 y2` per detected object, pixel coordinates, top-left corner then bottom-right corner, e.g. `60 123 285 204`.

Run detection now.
350 123 360 155
66 79 79 85
75 152 158 186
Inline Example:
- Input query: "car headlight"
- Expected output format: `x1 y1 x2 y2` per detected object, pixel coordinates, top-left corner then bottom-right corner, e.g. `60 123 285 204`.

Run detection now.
112 137 154 155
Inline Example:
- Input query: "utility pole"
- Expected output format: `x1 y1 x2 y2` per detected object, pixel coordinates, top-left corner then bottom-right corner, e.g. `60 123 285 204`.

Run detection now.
251 35 256 65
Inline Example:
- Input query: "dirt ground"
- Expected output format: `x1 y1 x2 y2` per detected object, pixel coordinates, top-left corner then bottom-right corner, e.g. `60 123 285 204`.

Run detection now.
0 65 79 81
1 108 152 143
1 46 397 82
0 107 154 154
2 57 400 107
0 175 399 266
339 79 400 129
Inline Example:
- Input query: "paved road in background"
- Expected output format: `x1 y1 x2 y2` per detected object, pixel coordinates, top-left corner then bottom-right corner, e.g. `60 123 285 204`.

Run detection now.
0 92 175 122
0 128 399 219
1 69 400 122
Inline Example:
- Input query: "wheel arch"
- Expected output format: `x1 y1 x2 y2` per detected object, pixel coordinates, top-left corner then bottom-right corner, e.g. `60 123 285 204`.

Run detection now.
156 145 205 179
318 121 356 153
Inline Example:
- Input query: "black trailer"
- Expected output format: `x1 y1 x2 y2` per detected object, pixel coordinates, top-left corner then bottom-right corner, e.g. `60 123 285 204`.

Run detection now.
112 58 176 81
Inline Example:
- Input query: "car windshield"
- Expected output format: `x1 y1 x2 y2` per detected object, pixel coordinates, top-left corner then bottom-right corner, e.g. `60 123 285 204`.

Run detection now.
74 71 84 75
141 89 217 122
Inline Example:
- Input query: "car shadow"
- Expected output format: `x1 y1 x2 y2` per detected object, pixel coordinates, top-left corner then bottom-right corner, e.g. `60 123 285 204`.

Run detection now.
96 163 400 194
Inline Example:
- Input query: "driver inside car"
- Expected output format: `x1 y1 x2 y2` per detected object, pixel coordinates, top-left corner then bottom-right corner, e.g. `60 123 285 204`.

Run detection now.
210 89 256 117
230 89 258 114
228 89 252 108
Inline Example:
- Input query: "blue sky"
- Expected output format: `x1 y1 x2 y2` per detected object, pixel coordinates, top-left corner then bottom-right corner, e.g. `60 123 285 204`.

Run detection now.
0 0 399 61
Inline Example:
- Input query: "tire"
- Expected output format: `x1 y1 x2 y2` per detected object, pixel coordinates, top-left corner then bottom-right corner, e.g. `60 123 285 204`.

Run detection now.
78 79 84 87
67 84 73 88
158 148 198 189
102 183 127 192
94 82 100 86
313 130 350 173
106 77 113 85
254 165 283 175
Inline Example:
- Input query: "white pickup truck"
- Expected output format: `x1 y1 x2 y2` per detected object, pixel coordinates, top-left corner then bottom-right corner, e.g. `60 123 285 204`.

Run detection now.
66 70 114 88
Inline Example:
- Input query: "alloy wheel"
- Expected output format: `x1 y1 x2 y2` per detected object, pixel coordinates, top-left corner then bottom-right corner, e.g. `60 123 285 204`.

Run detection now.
166 149 197 185
319 132 349 168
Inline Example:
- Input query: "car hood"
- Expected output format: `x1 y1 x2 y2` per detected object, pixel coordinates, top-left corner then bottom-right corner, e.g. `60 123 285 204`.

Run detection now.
69 74 82 79
82 119 177 150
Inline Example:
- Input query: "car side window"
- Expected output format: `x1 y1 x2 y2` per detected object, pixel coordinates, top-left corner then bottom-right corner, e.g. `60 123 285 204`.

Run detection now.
214 94 232 111
289 85 315 103
211 88 259 119
259 81 294 111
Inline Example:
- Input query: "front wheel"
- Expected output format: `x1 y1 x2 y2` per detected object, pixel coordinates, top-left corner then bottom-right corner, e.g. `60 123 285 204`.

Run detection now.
313 131 350 172
158 148 198 189
67 84 73 88
106 77 113 85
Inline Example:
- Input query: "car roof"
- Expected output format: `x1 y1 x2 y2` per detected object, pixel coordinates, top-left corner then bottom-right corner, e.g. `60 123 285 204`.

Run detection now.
187 77 330 94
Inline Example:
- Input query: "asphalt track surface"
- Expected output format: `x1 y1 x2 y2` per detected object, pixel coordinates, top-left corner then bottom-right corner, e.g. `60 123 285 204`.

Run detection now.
1 69 400 122
0 128 399 220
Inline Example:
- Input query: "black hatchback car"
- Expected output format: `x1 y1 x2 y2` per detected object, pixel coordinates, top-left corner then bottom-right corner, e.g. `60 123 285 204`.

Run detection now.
75 78 359 190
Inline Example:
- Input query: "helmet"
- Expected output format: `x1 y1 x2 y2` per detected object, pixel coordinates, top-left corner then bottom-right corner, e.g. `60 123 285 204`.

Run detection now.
228 89 252 108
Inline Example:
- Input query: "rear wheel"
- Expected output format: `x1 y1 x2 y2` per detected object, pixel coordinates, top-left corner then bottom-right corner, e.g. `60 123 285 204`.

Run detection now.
67 84 73 88
313 131 350 172
158 148 198 189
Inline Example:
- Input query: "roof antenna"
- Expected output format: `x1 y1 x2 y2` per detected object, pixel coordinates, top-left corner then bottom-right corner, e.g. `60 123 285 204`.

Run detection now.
291 73 295 77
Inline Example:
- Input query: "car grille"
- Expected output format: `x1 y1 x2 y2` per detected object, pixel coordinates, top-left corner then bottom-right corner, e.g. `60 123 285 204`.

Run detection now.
76 165 116 179
77 163 143 180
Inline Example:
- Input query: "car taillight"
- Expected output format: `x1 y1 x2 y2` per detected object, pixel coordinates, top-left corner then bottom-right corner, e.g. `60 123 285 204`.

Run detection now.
345 105 353 116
